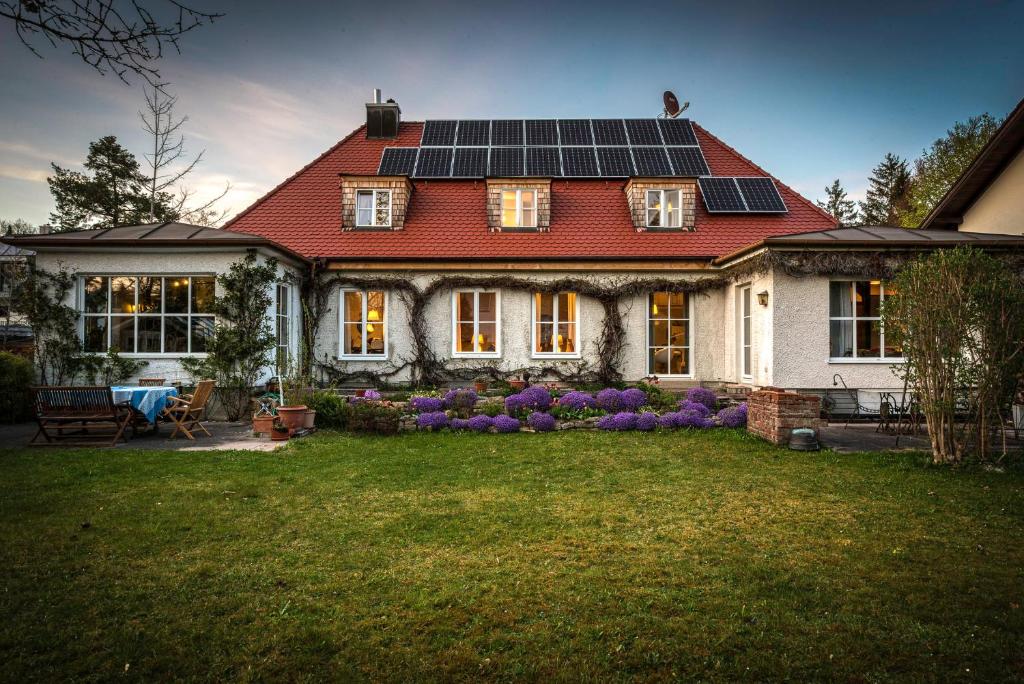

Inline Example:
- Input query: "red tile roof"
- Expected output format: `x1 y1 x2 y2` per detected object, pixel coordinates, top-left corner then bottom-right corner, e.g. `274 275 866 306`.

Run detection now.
225 121 836 260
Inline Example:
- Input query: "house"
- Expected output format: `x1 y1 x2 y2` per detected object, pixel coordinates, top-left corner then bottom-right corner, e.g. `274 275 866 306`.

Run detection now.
5 93 1023 404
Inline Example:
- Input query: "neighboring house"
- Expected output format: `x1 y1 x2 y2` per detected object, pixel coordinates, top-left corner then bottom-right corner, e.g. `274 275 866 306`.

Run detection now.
5 94 1023 403
921 96 1024 235
0 242 35 355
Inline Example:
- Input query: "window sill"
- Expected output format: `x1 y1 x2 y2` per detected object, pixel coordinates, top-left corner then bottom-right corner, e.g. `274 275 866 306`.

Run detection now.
83 352 210 359
337 355 388 362
351 225 394 231
452 352 501 359
498 226 540 232
828 358 905 364
531 353 582 360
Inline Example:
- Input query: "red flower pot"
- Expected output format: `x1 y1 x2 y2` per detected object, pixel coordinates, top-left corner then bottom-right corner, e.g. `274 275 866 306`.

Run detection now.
276 405 307 433
252 414 274 435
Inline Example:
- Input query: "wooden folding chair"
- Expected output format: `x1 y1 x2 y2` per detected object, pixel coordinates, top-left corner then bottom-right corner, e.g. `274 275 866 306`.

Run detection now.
138 378 167 387
164 380 215 440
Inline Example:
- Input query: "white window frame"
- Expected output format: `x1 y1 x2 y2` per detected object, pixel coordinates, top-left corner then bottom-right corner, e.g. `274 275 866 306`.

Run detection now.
500 188 538 229
645 189 683 229
739 284 752 380
275 283 294 372
828 279 904 363
645 291 694 378
451 289 501 359
355 189 392 228
338 288 389 360
531 291 581 359
77 274 215 358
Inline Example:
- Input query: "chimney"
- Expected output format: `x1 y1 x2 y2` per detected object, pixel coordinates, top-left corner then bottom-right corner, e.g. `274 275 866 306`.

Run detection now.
366 88 400 139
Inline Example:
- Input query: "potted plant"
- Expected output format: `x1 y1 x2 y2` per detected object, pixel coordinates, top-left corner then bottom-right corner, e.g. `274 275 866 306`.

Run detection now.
474 375 489 393
275 374 308 433
252 412 274 435
303 408 316 429
509 376 527 391
270 419 290 441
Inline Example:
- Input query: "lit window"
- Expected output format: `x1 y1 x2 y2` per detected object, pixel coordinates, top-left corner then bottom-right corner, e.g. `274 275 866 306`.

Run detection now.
648 292 690 375
453 290 500 357
646 189 682 228
276 283 292 371
356 189 392 227
341 289 386 358
533 292 578 356
829 281 902 359
501 189 537 228
80 275 215 355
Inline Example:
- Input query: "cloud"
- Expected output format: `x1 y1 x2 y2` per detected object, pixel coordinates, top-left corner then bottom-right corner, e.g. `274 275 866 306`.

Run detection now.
0 164 50 183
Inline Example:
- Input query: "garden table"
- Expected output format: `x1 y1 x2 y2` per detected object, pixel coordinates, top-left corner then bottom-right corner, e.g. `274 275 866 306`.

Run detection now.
110 385 178 425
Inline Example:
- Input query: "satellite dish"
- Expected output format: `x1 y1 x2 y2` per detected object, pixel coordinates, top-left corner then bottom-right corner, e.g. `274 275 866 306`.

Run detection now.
662 90 690 118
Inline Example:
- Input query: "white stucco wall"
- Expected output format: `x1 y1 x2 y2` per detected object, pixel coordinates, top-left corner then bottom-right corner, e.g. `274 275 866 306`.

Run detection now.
960 147 1024 236
33 247 302 384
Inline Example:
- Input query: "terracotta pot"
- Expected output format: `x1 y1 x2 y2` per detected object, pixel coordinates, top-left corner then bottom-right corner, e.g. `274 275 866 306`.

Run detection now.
474 381 488 393
355 389 367 398
276 405 307 433
303 409 316 429
252 414 274 435
510 380 526 390
270 428 290 441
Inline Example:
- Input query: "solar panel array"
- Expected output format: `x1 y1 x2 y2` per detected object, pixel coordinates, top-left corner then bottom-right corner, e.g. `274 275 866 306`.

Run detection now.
698 177 788 213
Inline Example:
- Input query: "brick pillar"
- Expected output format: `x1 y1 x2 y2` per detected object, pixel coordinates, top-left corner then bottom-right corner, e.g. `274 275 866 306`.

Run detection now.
747 388 825 445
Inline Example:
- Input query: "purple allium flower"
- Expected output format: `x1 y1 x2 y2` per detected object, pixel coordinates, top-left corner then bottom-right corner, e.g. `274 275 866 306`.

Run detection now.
686 387 718 411
658 412 680 429
363 389 382 401
636 412 658 431
620 388 648 411
410 396 444 413
557 390 595 411
443 388 478 410
492 415 521 433
519 385 553 411
527 411 556 432
467 415 494 432
595 387 623 412
677 400 711 418
416 411 449 430
449 417 470 430
717 402 749 428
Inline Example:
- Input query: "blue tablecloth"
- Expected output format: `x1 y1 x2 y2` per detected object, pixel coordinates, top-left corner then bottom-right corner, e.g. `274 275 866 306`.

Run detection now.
111 386 179 423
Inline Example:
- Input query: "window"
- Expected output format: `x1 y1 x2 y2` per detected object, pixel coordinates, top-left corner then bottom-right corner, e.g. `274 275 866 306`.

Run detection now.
276 283 292 371
340 289 386 358
80 275 215 355
829 280 902 360
533 292 578 356
646 189 682 228
739 285 752 378
648 292 691 375
453 290 500 357
355 189 391 227
501 189 537 228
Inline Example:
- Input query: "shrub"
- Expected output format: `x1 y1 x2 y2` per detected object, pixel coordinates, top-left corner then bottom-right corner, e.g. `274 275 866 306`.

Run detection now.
620 388 648 411
363 389 382 401
480 401 504 417
520 386 553 410
468 414 494 432
686 387 718 411
677 406 714 429
410 396 444 413
443 388 478 414
598 411 638 431
595 387 623 412
550 404 605 421
527 411 556 432
492 415 521 433
449 417 470 430
635 382 678 411
557 390 595 411
0 352 34 422
657 412 680 429
678 400 711 418
717 403 748 428
348 401 402 435
306 390 351 430
636 412 659 431
417 411 449 430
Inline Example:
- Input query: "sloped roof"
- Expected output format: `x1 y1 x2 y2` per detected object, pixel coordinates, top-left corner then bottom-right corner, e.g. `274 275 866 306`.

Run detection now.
224 121 836 261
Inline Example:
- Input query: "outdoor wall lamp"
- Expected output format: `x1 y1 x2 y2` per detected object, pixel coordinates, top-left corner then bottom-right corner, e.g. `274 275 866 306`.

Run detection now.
757 290 769 307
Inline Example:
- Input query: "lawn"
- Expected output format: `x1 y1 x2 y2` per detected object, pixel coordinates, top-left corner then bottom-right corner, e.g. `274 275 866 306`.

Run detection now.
1 430 1022 682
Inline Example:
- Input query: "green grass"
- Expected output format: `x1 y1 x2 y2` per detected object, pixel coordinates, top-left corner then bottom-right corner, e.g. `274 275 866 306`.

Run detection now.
1 430 1022 682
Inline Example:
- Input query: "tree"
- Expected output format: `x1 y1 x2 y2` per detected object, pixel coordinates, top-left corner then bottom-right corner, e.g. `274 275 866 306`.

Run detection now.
1 218 37 235
10 266 81 384
816 179 859 226
901 114 1001 227
859 153 912 225
139 85 230 225
47 135 178 231
1 0 222 87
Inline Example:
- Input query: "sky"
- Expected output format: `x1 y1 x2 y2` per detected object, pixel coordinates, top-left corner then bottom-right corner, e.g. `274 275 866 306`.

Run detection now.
1 0 1022 226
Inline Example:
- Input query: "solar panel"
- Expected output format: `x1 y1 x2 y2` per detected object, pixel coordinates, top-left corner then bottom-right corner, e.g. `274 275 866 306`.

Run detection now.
491 120 524 146
737 177 787 212
592 119 628 146
561 147 598 176
666 147 710 176
632 147 672 176
526 120 558 146
526 147 561 176
378 147 418 175
596 147 634 176
699 177 746 212
414 147 453 177
456 120 489 146
625 119 663 145
452 148 487 177
658 118 698 145
488 147 524 176
421 120 457 146
558 119 593 146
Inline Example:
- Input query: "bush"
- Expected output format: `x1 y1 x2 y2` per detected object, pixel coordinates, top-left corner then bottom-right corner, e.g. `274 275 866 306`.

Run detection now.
597 411 638 431
416 411 449 430
658 412 680 429
348 401 402 435
678 400 711 418
595 388 623 412
635 383 678 411
636 412 659 431
492 415 521 433
363 389 382 401
307 390 351 430
527 411 556 432
0 352 33 422
677 405 715 429
686 387 718 411
557 390 595 411
410 396 444 413
505 386 552 415
717 403 748 428
550 404 604 421
468 415 494 432
479 401 504 417
443 388 478 415
449 417 470 430
620 388 648 411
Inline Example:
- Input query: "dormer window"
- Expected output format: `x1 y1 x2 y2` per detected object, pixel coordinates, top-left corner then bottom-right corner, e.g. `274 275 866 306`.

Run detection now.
646 189 682 228
501 189 537 229
356 189 392 228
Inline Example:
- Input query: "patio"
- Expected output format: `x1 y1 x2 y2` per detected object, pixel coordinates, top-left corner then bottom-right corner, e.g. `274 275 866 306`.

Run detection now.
0 420 286 451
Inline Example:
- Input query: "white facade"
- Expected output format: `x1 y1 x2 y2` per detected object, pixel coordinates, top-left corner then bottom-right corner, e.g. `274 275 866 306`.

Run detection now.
960 148 1024 236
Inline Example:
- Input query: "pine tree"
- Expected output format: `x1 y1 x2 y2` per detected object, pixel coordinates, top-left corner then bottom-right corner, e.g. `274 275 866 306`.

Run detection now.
859 153 912 226
816 179 859 226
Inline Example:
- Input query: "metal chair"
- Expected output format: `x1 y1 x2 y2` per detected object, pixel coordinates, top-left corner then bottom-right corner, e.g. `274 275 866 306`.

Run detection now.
832 373 879 428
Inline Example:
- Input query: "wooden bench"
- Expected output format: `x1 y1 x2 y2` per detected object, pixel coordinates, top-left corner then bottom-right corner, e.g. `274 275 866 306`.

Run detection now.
30 386 133 447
